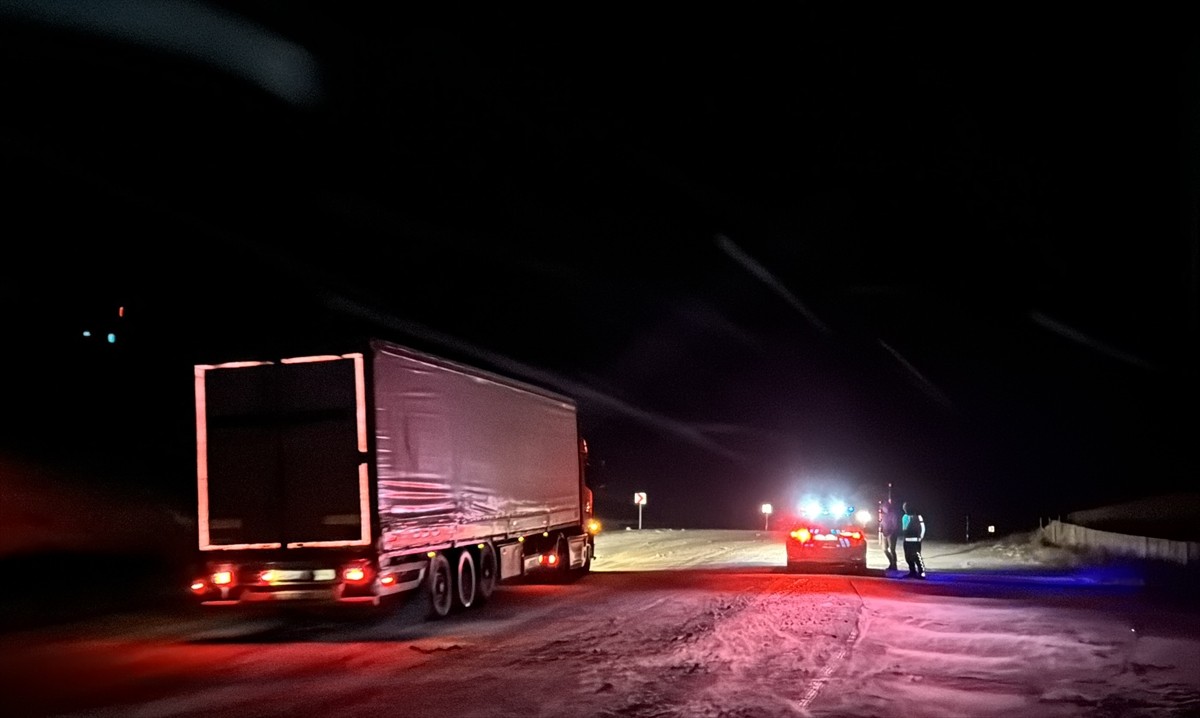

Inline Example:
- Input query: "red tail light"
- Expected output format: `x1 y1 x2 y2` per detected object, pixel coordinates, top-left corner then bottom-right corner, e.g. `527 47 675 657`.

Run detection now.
341 560 373 585
211 570 234 586
540 553 559 566
790 528 813 543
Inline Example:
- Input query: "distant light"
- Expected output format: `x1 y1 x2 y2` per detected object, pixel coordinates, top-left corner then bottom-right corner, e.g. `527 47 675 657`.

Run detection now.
118 306 124 318
829 500 847 517
988 525 995 534
855 509 872 525
761 503 773 515
803 501 822 518
82 330 91 337
107 333 116 343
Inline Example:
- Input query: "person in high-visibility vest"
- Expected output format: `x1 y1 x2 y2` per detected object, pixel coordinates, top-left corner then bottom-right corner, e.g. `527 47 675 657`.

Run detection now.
901 501 927 579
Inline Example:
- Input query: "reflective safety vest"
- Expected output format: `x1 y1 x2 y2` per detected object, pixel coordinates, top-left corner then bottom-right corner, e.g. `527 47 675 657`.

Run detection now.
902 513 925 540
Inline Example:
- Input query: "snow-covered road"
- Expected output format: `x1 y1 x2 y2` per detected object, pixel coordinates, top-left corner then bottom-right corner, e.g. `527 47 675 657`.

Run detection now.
3 529 1198 717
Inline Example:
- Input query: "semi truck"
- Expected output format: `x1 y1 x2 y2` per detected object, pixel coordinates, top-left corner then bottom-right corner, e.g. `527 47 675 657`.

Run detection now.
187 338 598 618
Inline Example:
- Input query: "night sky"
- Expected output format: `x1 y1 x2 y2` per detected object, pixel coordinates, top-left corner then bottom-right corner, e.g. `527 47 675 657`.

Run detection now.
2 5 1197 538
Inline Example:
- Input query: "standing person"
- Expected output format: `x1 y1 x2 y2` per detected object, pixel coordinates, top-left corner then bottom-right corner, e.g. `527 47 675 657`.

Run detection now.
901 501 926 578
880 500 901 572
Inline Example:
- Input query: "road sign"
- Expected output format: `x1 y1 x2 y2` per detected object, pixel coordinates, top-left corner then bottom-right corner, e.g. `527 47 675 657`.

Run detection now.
634 492 647 530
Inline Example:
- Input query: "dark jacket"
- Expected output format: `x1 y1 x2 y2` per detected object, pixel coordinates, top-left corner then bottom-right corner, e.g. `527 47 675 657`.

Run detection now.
881 506 901 536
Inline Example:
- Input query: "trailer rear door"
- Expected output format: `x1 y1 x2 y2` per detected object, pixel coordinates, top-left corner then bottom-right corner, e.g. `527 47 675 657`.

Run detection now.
196 355 370 550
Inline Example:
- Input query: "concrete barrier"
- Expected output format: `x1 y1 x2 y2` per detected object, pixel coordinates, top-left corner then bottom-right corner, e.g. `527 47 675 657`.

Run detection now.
1042 520 1200 567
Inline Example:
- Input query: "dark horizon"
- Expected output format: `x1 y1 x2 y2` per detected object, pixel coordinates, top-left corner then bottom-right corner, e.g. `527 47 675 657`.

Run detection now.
2 6 1198 541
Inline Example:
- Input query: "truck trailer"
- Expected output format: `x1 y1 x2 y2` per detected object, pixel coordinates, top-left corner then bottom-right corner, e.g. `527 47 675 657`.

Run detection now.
188 339 598 618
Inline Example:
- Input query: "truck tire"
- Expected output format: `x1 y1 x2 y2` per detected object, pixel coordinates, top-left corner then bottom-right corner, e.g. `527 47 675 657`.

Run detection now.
453 550 477 611
476 543 498 603
553 534 571 583
425 553 453 619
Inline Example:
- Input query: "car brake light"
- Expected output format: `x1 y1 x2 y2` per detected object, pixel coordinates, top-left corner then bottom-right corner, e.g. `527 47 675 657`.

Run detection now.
211 570 234 586
790 528 813 543
845 530 862 540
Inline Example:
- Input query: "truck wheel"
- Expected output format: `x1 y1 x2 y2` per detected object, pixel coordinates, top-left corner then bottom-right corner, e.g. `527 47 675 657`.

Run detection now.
454 550 477 611
553 535 571 582
425 554 452 619
476 543 498 603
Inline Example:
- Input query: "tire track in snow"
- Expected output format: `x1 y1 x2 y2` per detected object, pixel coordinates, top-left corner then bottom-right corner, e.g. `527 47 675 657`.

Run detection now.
796 579 865 711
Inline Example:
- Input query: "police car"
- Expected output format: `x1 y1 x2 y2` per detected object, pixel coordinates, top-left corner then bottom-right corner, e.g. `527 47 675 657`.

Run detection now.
785 498 872 574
